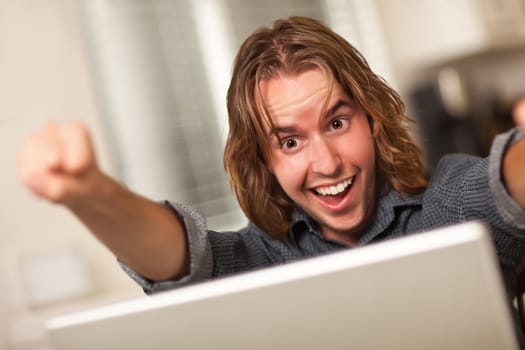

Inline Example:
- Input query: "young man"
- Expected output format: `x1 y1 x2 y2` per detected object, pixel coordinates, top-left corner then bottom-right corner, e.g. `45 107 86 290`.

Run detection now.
18 17 525 344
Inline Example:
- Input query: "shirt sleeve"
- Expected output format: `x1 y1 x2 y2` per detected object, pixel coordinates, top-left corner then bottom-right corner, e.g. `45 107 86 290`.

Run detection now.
488 128 525 229
423 127 525 267
119 201 213 294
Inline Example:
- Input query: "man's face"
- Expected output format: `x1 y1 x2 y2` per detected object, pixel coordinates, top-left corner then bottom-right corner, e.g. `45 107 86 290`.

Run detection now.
260 68 376 245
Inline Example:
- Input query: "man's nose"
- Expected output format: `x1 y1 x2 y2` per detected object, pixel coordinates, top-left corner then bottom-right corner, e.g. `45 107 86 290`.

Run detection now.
310 137 342 176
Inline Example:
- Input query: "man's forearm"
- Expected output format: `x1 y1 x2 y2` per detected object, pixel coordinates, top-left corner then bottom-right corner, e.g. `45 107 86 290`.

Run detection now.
68 173 190 282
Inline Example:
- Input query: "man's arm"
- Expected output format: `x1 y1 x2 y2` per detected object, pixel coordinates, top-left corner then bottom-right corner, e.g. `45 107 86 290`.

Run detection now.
503 98 525 209
17 122 189 281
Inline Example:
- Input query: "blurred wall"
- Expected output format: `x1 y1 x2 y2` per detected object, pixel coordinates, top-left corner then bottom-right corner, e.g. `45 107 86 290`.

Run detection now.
0 0 142 349
378 0 525 98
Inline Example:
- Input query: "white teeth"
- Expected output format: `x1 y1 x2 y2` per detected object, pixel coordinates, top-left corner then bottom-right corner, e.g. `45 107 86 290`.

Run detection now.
315 177 353 196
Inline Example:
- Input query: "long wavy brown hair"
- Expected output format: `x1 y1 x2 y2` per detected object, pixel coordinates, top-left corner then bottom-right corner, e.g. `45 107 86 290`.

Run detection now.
224 16 427 240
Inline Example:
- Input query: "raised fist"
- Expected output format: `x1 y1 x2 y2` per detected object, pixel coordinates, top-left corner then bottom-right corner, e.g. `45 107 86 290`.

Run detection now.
17 121 100 205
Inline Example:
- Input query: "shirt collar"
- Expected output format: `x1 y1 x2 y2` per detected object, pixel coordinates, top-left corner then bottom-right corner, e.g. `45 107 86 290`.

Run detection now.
289 188 423 245
357 188 423 245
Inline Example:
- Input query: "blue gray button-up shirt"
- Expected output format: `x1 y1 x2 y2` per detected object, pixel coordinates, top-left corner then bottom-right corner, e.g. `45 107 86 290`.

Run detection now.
121 128 525 346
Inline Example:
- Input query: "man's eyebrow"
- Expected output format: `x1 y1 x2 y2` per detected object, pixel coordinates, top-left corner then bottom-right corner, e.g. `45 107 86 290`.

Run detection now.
267 125 296 140
325 99 352 118
272 125 297 135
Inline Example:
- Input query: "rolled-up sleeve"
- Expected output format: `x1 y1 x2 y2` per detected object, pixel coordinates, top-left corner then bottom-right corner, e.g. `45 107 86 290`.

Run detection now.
119 201 213 294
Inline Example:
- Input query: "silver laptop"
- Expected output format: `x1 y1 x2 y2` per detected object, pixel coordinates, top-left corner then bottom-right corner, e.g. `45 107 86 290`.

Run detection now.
46 221 519 350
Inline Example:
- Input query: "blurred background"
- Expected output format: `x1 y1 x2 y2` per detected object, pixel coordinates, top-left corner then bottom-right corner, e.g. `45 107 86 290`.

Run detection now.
0 0 524 348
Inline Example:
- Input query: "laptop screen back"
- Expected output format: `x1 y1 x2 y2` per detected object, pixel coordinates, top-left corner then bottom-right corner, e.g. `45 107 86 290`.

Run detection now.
46 221 519 350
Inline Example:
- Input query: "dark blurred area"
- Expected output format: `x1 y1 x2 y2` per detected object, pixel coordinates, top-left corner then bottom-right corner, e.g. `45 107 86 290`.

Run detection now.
409 46 525 174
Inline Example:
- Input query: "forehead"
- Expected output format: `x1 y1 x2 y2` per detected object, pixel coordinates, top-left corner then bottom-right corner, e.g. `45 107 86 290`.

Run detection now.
257 68 349 126
258 68 334 112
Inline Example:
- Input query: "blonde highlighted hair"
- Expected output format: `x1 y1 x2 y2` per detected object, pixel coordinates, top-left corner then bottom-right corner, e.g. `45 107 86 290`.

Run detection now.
225 16 427 240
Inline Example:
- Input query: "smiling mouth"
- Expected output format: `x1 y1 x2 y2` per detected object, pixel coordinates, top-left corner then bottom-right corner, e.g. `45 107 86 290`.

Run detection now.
314 177 354 196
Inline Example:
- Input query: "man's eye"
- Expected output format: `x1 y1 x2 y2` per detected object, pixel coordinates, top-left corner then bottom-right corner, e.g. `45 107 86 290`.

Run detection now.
331 119 343 129
329 118 348 131
282 138 298 149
